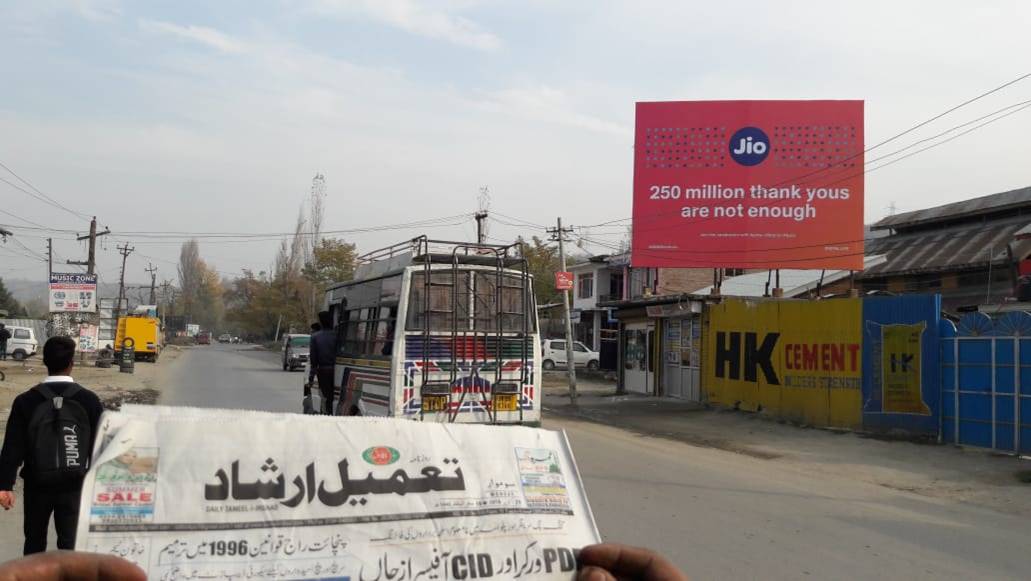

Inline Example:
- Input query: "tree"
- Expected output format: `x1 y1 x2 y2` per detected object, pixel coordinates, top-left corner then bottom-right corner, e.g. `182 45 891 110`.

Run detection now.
517 236 562 306
176 240 223 329
224 270 280 339
303 238 357 290
0 278 24 316
177 240 203 318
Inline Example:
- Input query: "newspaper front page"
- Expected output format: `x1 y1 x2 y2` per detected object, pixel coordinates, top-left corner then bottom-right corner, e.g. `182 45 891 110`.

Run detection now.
75 407 600 580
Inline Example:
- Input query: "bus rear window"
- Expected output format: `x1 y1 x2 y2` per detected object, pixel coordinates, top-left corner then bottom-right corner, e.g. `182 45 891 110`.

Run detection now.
406 271 536 333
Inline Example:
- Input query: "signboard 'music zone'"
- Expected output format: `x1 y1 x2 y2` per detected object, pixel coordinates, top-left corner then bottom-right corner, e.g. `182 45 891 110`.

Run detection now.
49 272 98 313
632 100 864 270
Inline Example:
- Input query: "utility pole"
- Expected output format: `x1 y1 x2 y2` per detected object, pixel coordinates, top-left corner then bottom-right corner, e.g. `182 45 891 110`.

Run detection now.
475 210 488 245
68 216 110 274
160 279 172 319
475 186 490 245
46 238 53 278
115 243 134 322
145 263 158 304
548 217 577 404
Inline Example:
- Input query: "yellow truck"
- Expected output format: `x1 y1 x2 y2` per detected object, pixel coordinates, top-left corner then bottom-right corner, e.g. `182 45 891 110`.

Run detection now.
115 316 162 362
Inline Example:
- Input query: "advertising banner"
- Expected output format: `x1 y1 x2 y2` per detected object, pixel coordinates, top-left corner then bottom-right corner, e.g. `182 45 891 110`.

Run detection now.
632 100 864 269
77 324 100 353
76 407 600 580
49 272 98 313
704 298 862 429
880 322 931 415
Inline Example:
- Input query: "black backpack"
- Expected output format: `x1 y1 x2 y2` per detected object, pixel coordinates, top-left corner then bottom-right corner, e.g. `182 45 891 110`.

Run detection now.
26 384 92 485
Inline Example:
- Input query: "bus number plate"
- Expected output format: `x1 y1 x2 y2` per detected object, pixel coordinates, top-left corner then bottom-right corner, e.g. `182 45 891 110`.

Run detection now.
494 394 518 412
422 395 449 412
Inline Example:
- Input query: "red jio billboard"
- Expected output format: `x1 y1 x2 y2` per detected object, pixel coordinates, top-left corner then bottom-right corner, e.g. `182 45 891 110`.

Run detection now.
632 100 864 270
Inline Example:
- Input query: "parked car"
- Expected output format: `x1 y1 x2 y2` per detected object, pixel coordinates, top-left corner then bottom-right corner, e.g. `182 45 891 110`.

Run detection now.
218 333 232 343
4 326 38 361
231 336 241 344
542 339 599 370
282 334 310 371
196 331 212 345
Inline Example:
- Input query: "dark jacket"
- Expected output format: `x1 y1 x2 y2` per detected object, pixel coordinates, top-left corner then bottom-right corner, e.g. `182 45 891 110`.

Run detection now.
0 381 104 489
0 328 10 343
309 330 337 380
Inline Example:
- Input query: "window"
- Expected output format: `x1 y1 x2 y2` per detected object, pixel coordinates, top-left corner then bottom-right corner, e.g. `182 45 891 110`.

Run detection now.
629 267 658 298
578 273 594 299
335 275 401 358
13 329 29 339
607 272 624 302
550 341 566 351
407 270 536 333
288 336 310 347
573 342 589 353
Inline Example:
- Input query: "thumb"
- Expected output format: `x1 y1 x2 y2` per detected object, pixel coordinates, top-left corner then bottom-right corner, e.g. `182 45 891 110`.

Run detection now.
579 566 617 581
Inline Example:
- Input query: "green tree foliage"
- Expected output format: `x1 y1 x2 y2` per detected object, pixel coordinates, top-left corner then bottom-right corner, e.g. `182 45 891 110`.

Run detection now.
303 238 357 290
223 270 280 339
221 237 356 341
0 277 25 316
517 236 562 306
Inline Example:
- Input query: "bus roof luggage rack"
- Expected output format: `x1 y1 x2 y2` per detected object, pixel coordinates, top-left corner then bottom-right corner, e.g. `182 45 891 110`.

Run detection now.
355 237 524 280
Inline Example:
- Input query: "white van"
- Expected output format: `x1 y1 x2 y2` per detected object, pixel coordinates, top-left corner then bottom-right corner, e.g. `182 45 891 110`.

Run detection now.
5 326 38 360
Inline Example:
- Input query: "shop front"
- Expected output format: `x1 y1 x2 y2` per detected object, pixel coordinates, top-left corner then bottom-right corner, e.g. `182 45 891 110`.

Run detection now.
609 295 707 399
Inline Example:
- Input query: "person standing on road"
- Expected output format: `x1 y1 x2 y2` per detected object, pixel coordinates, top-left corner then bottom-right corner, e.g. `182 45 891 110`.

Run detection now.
309 311 337 415
0 336 105 554
0 324 10 361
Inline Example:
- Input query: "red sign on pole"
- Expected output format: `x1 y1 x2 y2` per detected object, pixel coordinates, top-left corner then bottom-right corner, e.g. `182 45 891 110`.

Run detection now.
632 100 864 270
555 271 574 291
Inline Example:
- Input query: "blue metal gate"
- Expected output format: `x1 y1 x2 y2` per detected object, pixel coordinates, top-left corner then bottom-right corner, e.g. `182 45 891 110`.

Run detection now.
941 312 1031 454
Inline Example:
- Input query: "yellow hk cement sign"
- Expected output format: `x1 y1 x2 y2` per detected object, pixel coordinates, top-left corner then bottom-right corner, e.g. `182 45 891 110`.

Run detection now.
704 299 862 429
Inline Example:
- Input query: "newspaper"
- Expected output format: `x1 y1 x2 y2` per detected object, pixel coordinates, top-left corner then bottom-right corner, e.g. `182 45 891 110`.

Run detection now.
75 407 600 580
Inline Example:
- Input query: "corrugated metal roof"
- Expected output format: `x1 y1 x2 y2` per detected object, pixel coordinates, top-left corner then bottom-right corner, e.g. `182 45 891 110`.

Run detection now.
694 255 886 297
859 217 1031 278
872 186 1031 230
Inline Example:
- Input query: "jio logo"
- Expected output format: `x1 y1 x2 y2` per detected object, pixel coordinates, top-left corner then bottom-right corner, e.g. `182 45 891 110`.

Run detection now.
729 126 770 166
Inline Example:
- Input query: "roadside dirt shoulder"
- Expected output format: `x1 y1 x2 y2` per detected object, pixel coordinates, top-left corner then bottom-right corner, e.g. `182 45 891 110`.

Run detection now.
545 392 1031 518
0 346 183 413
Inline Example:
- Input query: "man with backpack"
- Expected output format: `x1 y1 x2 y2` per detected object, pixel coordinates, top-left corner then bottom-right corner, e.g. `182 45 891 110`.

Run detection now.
0 336 104 554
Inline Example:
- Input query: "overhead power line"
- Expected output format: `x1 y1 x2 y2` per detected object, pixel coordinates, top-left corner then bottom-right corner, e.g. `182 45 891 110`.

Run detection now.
0 207 48 229
0 160 91 222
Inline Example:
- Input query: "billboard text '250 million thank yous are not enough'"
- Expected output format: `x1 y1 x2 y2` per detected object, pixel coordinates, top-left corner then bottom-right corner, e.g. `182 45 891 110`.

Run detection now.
631 100 864 270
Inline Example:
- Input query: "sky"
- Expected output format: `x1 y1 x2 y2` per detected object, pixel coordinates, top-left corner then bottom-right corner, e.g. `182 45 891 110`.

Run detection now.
1 0 1030 285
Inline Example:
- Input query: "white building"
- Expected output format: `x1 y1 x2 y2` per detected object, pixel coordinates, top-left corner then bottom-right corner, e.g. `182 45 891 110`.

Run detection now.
568 256 623 370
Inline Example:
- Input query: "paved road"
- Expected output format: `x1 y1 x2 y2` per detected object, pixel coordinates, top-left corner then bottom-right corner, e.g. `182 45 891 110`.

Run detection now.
158 343 301 411
4 345 1023 577
155 345 1031 579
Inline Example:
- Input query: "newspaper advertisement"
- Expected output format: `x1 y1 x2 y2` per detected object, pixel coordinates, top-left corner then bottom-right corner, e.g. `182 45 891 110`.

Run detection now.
49 272 98 313
76 407 600 580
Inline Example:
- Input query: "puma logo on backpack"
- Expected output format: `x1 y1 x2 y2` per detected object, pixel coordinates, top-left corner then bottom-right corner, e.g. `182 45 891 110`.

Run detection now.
27 384 92 486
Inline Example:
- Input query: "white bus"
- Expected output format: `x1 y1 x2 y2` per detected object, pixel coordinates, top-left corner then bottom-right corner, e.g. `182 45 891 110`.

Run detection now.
323 237 541 425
